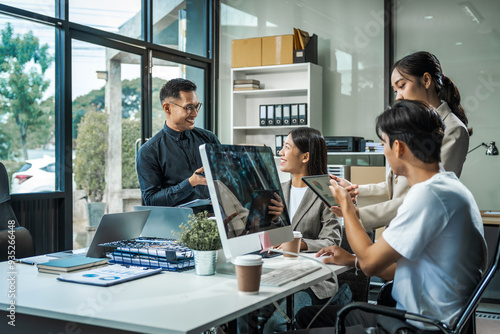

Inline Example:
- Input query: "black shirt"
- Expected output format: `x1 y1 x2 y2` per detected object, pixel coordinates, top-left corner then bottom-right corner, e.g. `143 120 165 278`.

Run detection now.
136 123 220 206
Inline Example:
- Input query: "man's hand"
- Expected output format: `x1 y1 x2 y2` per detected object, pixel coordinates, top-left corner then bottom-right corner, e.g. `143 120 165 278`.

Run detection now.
316 245 355 267
330 205 359 218
188 167 207 187
330 175 359 202
268 192 284 221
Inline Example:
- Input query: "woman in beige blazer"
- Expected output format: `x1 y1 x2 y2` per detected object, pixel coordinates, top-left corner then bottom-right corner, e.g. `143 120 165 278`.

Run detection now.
333 51 471 231
278 127 341 299
262 127 343 333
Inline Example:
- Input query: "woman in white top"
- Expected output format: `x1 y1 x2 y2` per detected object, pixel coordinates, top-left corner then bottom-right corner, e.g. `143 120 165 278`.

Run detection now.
262 127 343 333
279 127 341 252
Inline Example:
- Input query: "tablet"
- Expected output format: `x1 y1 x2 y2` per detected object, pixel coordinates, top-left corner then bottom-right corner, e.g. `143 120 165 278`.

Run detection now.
301 175 337 207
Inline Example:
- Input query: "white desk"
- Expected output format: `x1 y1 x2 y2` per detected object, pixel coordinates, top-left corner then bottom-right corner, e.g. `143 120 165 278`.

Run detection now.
1 255 348 334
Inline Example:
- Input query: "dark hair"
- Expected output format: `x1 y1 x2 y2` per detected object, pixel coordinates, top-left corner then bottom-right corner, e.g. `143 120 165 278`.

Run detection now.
392 51 472 135
376 100 445 164
159 78 197 103
289 127 327 175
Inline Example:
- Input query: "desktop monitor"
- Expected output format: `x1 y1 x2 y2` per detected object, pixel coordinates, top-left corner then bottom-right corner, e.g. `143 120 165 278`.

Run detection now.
200 144 293 261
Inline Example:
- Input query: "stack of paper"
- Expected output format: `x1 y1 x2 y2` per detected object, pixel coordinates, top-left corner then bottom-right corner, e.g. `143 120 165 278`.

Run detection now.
365 142 384 152
233 79 260 91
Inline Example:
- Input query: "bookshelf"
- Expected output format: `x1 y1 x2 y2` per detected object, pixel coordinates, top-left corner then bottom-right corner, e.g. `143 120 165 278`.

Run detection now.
230 63 323 153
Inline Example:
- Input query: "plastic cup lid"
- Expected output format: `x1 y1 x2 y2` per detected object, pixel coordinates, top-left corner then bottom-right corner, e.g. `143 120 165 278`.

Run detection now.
233 254 263 266
293 231 303 238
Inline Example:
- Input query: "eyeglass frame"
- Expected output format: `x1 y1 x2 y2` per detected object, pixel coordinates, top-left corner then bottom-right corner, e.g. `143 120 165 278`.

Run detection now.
166 101 202 114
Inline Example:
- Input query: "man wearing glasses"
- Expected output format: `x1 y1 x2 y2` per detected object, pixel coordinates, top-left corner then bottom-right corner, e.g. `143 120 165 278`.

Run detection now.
137 78 220 208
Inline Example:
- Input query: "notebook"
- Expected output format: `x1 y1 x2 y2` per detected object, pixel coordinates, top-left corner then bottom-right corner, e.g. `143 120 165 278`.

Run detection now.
37 257 109 274
134 206 193 239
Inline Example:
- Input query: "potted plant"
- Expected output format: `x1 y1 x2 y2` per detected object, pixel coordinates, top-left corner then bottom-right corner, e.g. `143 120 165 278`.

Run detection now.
177 211 222 275
74 109 108 227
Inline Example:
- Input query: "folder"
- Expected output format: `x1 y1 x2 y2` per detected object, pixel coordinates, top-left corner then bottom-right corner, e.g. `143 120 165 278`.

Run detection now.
275 104 283 126
291 104 299 125
283 104 291 125
260 105 267 126
267 105 275 126
275 135 283 156
299 103 307 125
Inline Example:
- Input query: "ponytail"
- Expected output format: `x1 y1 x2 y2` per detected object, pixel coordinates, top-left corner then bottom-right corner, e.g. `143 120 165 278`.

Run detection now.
439 76 473 136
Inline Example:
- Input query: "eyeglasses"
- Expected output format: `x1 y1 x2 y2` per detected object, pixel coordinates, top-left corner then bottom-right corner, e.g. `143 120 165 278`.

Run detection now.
167 101 202 114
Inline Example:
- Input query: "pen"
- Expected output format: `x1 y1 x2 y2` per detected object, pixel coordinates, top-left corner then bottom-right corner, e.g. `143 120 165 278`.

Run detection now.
196 172 205 177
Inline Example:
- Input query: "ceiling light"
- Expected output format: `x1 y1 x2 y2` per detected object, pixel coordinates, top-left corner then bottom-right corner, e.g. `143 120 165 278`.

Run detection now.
459 2 483 24
455 42 463 45
424 15 434 19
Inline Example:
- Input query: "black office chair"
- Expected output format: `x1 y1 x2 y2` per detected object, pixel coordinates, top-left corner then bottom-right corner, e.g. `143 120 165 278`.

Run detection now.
0 162 35 261
336 227 500 334
337 227 374 302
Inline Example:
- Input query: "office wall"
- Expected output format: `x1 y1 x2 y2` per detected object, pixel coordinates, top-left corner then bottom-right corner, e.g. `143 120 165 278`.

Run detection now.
219 0 385 141
394 0 500 210
219 0 500 210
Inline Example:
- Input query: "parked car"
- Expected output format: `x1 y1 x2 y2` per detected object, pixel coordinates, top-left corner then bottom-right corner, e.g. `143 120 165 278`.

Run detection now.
11 156 56 193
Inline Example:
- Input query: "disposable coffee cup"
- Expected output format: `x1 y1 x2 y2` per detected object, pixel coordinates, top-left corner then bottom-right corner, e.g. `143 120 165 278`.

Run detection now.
233 255 263 294
282 231 302 259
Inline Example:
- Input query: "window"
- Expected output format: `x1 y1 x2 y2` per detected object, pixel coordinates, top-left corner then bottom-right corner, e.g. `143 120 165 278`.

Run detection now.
0 15 56 194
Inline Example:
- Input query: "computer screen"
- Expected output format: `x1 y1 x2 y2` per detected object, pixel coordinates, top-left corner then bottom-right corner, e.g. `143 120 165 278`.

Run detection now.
200 144 293 261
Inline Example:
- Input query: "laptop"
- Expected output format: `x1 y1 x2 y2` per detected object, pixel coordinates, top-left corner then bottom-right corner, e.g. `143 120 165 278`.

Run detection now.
134 206 193 239
59 211 151 259
16 211 151 264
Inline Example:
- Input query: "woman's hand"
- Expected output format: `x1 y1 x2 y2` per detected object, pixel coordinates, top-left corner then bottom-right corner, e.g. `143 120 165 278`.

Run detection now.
269 192 284 220
330 175 359 202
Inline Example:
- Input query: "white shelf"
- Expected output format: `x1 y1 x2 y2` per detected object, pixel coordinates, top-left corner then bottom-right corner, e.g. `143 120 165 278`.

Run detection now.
232 88 307 96
231 63 323 154
233 125 309 131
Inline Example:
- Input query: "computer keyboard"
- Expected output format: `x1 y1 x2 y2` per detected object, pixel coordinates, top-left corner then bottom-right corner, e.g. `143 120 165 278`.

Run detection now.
260 262 321 287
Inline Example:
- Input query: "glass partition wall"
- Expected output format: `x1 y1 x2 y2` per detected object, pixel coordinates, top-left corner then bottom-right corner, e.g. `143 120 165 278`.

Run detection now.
0 1 216 252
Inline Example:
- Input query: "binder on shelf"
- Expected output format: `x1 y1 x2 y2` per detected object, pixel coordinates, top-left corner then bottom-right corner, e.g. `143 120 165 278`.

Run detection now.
267 105 275 126
299 103 307 125
260 105 267 126
275 135 283 156
275 104 283 126
291 104 299 125
283 104 291 125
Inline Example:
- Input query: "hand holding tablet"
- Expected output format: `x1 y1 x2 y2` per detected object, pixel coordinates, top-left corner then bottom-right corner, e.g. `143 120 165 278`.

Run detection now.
301 175 338 207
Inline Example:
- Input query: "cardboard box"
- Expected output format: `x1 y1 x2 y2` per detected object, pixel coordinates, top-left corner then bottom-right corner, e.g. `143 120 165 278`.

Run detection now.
232 38 262 68
350 166 386 185
262 35 294 66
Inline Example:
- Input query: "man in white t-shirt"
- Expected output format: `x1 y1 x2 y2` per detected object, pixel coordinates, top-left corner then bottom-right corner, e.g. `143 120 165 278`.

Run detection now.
294 100 486 334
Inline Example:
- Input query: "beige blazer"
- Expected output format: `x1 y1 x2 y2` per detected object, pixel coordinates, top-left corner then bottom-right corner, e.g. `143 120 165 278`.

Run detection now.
357 102 469 231
282 180 342 299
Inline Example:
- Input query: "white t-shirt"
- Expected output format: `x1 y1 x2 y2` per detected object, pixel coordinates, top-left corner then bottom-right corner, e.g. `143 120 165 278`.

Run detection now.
289 185 308 221
383 172 486 329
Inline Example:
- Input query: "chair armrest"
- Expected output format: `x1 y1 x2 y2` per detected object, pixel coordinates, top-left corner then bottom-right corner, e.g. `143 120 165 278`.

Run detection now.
335 302 450 334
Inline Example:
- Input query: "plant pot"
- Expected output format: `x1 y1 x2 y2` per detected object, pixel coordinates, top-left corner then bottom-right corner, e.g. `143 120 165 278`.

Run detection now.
86 202 106 227
193 250 218 276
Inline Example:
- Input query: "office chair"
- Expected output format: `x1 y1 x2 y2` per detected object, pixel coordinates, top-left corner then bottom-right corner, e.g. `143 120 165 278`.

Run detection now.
0 162 35 261
337 227 374 302
336 227 500 334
